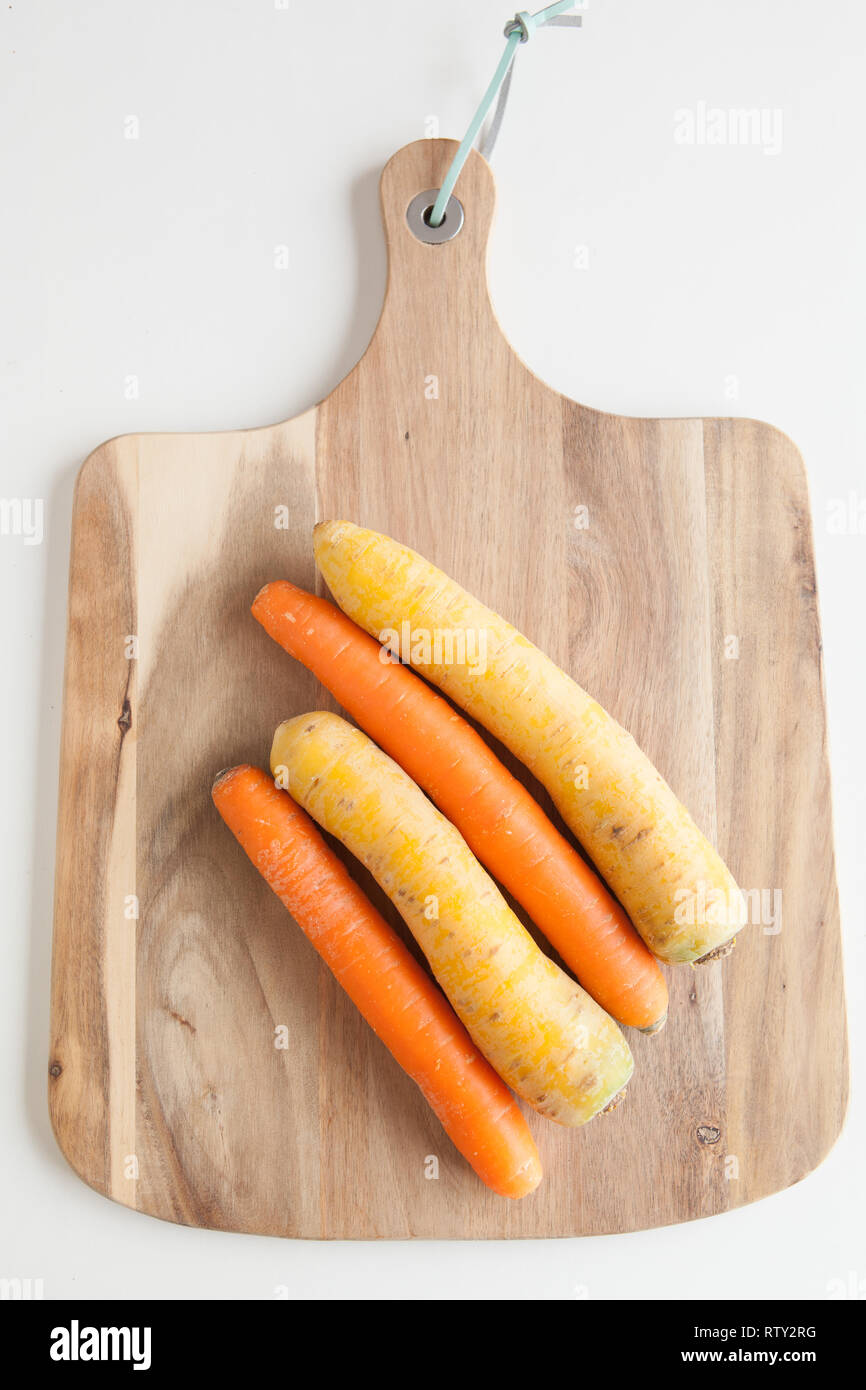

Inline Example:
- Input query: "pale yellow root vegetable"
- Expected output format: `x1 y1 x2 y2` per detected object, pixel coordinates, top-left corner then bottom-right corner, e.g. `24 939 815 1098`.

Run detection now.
313 521 746 965
271 712 634 1127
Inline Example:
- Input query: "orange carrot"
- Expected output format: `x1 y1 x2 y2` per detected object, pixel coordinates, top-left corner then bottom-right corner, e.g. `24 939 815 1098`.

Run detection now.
212 764 542 1199
252 582 669 1032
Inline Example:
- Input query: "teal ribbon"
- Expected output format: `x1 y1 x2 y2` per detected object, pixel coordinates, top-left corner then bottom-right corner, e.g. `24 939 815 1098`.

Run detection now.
428 3 583 228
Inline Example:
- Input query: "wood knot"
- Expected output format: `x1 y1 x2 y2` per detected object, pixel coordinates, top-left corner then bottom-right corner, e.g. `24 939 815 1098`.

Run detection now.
117 699 132 734
49 1061 63 1078
166 1007 196 1035
696 1123 721 1146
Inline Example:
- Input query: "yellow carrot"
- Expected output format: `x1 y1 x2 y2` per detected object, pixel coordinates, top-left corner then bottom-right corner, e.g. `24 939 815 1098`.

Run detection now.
271 712 634 1127
313 520 745 965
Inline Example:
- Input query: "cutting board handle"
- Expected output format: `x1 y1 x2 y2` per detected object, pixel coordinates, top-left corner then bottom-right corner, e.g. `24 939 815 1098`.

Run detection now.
374 139 501 342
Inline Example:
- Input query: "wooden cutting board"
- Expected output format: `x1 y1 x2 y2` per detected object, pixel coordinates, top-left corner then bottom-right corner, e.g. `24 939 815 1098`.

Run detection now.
50 139 848 1239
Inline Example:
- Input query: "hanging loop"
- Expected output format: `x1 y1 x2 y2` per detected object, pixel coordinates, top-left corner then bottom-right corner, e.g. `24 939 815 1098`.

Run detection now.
504 11 533 43
426 3 583 230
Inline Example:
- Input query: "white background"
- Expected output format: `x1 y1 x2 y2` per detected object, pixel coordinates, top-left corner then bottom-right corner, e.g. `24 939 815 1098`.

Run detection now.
2 0 864 1300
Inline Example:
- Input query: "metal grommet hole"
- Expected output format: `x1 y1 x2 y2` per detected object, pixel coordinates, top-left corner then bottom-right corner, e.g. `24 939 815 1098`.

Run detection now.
406 189 464 244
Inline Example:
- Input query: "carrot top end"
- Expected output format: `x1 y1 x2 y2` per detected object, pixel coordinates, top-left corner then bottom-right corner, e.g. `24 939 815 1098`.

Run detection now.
212 764 254 798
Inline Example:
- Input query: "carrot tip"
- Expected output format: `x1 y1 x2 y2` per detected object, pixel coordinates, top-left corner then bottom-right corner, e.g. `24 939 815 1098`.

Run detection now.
639 1011 668 1035
508 1157 543 1199
212 765 247 795
251 581 280 614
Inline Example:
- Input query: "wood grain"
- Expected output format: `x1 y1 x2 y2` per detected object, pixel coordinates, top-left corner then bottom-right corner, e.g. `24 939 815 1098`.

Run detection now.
49 140 848 1238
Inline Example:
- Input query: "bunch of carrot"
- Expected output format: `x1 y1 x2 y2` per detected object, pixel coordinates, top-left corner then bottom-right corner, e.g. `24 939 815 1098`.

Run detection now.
214 522 744 1199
